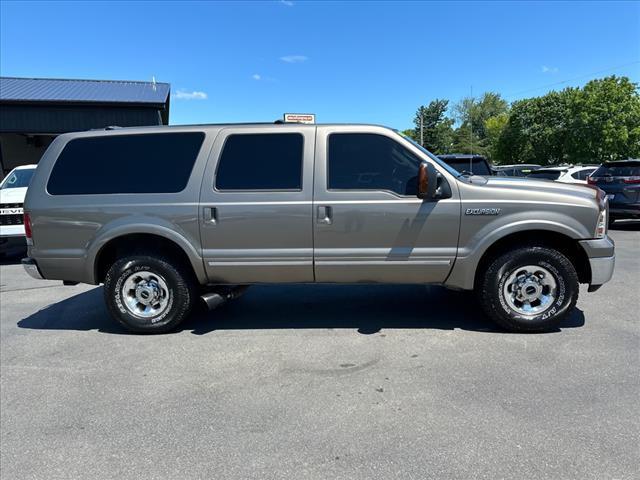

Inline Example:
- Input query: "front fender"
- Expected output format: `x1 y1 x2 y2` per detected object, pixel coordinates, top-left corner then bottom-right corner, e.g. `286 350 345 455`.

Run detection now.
445 211 590 290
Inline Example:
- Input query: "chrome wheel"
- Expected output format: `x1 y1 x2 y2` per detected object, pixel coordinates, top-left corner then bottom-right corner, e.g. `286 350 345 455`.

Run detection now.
502 265 557 316
121 271 170 319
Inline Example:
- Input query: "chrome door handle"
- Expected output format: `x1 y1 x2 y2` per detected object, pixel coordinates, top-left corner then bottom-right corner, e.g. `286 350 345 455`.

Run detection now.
317 205 333 225
204 206 218 224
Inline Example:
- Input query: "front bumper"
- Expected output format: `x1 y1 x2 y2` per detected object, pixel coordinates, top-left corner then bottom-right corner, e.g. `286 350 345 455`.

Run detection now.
578 236 615 289
22 257 44 280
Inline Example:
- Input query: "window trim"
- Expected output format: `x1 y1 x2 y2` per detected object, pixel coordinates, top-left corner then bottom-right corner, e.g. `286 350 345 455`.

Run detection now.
326 132 421 198
46 132 205 196
213 132 305 193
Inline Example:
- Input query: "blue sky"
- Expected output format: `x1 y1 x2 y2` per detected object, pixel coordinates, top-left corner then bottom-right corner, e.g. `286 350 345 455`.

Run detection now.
1 0 639 129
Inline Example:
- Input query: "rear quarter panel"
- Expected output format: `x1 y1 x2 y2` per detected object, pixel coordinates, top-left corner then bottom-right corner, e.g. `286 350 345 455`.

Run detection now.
24 127 219 284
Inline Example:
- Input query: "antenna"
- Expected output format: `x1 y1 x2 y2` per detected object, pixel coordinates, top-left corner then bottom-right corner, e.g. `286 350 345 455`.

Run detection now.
469 85 473 174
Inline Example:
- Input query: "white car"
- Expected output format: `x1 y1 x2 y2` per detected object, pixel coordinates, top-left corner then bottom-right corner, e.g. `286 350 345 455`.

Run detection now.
526 165 598 184
0 164 37 253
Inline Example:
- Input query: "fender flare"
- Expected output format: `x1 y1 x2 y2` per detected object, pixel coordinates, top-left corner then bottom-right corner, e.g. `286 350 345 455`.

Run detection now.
86 219 207 284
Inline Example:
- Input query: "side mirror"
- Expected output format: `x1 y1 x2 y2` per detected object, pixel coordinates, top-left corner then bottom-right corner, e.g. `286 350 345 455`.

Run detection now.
417 162 438 199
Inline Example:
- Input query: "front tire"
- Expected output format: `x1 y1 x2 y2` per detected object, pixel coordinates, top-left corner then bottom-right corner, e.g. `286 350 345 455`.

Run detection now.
104 254 197 334
477 246 579 332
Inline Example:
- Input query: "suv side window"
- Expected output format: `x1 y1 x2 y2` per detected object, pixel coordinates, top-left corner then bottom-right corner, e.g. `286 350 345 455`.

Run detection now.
47 132 204 195
216 133 304 191
328 133 420 196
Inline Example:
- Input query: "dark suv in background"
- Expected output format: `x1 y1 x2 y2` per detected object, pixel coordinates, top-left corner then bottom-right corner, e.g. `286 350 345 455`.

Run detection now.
437 154 493 176
588 159 640 225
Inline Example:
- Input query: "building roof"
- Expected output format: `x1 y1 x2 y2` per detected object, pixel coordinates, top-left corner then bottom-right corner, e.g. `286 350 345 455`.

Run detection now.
0 77 170 106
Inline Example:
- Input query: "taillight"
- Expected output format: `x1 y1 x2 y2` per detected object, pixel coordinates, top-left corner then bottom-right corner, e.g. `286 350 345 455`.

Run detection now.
622 176 640 184
24 212 33 245
587 177 597 185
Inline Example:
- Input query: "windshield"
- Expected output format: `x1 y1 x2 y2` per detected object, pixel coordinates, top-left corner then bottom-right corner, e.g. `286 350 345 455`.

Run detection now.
0 168 35 189
395 132 463 178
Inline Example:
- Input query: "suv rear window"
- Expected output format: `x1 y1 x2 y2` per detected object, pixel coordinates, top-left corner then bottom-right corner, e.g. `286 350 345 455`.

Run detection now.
215 133 303 190
443 159 492 176
592 162 640 177
47 133 204 195
527 170 562 180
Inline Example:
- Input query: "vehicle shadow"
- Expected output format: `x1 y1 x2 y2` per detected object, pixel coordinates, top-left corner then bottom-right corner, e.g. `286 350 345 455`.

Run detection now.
0 248 26 266
17 284 585 336
610 220 639 231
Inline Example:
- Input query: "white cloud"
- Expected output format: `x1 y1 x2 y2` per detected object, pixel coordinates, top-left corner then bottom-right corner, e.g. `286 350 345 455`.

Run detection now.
252 74 261 80
541 65 559 74
280 55 308 63
173 89 208 100
280 0 294 6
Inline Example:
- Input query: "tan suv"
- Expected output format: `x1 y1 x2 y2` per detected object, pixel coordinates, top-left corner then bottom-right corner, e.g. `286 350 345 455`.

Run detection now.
22 123 614 333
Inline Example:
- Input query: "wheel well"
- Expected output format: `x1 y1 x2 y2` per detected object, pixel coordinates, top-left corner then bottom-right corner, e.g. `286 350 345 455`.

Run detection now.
474 230 591 287
95 233 195 284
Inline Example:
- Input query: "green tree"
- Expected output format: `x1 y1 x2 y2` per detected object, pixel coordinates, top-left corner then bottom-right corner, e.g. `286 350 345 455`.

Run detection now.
566 76 640 162
495 76 640 164
413 99 454 154
452 92 508 158
484 113 509 163
400 129 417 141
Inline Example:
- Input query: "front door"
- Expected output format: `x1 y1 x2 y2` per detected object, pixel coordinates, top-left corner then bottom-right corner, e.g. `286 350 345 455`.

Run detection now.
199 126 316 284
313 126 461 283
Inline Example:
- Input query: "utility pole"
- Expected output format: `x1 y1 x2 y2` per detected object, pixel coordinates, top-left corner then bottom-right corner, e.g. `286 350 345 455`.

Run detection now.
420 108 424 146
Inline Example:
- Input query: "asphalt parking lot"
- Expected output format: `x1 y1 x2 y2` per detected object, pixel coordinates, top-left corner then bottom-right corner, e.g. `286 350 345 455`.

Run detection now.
1 225 638 480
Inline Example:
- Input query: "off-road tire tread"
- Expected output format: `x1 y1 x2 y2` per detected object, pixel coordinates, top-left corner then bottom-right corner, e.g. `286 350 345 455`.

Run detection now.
478 246 579 332
104 254 197 334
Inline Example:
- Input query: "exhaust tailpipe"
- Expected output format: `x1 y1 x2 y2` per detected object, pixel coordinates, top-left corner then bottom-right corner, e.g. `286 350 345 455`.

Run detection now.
200 286 249 311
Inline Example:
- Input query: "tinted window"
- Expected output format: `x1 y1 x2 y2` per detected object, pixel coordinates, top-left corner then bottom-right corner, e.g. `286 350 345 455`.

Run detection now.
216 133 303 190
592 162 640 177
48 133 204 195
572 168 596 180
444 159 492 176
527 171 562 180
0 168 35 189
328 133 421 195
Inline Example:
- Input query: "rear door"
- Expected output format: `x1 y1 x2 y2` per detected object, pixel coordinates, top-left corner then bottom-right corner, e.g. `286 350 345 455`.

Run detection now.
312 126 461 283
199 126 315 283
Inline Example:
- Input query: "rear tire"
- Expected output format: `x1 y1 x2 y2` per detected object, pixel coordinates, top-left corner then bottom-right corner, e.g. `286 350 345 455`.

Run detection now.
477 246 579 332
104 254 197 334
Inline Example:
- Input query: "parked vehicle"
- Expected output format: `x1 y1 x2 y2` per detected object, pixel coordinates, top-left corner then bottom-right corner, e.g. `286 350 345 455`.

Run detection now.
527 165 598 184
493 164 542 177
437 154 494 176
588 159 640 224
0 164 37 254
23 124 614 333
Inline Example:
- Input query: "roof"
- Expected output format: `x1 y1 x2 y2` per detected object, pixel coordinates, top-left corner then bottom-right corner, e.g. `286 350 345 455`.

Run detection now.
0 77 170 106
438 154 488 160
11 164 37 170
603 159 640 165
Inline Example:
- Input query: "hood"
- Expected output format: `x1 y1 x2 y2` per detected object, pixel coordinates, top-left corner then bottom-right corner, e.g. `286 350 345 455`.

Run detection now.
0 187 29 205
481 176 598 201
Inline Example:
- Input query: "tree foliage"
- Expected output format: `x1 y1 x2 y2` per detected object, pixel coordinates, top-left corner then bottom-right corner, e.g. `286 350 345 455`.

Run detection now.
409 76 640 164
412 99 454 154
494 76 640 164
